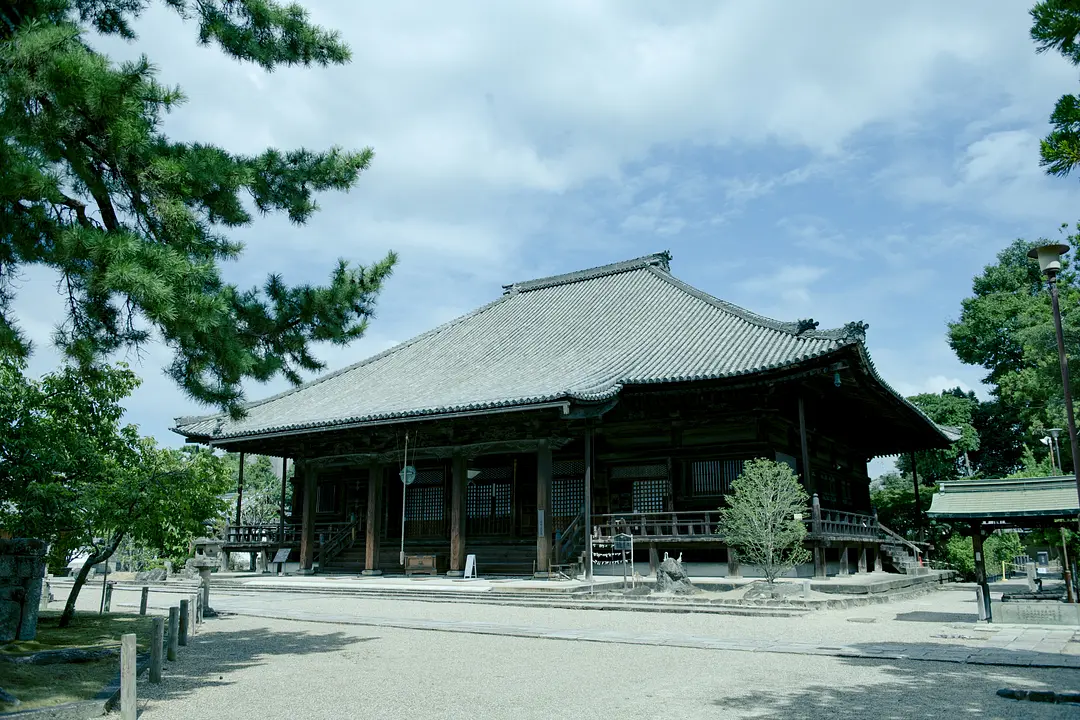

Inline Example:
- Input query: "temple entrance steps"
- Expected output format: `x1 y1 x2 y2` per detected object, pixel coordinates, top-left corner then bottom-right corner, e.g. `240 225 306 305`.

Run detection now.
880 543 922 575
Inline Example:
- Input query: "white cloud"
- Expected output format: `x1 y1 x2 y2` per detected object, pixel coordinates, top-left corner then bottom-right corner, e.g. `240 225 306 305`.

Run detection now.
9 0 1075 447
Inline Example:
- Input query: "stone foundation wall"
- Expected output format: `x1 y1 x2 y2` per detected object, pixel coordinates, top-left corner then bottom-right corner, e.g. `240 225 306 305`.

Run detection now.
0 538 48 642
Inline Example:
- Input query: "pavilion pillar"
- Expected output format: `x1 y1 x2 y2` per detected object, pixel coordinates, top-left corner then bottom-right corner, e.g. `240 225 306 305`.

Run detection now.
299 462 318 574
449 453 467 576
857 544 867 574
535 440 552 576
972 525 992 621
873 546 883 573
363 465 383 576
839 546 850 576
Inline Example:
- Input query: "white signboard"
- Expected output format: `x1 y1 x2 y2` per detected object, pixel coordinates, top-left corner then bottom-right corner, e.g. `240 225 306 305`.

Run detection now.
464 554 477 579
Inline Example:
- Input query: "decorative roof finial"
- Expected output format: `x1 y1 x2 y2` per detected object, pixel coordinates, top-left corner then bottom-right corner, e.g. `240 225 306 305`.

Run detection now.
842 320 869 343
796 318 819 335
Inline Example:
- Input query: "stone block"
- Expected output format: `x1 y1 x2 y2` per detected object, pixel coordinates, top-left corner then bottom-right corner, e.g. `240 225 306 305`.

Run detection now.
0 600 22 643
991 599 1080 626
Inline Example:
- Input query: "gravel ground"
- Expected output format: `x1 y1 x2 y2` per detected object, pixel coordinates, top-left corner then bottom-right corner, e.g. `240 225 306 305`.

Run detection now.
130 613 1078 720
57 583 1077 653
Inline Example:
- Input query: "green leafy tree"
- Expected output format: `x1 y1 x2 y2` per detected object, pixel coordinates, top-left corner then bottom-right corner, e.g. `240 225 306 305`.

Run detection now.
0 0 396 416
1006 446 1057 478
0 360 229 626
1032 0 1080 176
223 452 290 525
943 534 976 580
717 458 811 583
985 532 1026 573
897 388 980 484
870 473 935 537
948 237 1079 472
969 400 1027 479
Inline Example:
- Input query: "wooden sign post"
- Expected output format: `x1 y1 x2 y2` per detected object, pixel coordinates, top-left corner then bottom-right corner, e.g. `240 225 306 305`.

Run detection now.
272 547 290 575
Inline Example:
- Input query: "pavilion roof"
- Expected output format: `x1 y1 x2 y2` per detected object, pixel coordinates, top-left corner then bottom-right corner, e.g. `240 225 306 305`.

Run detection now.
173 252 950 445
927 475 1080 521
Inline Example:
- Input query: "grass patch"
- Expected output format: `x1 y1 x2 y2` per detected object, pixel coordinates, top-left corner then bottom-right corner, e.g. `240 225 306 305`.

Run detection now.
1 611 156 711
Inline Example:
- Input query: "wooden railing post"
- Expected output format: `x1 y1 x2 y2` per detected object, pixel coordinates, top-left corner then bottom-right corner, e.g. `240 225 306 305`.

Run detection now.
178 599 189 646
150 616 164 683
120 633 136 720
811 494 822 536
167 607 179 662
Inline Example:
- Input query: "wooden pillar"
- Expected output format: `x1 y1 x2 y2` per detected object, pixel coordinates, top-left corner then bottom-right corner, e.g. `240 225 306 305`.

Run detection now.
727 547 741 579
839 546 850 576
857 544 867 573
363 465 383 575
798 394 814 495
910 451 923 539
449 453 467 575
811 493 825 578
873 546 883 572
584 424 595 580
279 457 289 543
972 525 992 621
536 440 552 576
299 462 317 574
235 451 245 527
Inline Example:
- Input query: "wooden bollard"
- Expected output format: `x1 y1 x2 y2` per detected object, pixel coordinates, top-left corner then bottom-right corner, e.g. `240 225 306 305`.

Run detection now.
167 607 179 661
139 586 149 615
150 616 164 683
178 599 189 646
103 582 113 612
120 633 136 720
194 592 202 626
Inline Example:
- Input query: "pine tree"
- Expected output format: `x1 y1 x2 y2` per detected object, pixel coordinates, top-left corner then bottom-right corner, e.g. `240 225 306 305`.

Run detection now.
0 1 396 416
1032 0 1080 176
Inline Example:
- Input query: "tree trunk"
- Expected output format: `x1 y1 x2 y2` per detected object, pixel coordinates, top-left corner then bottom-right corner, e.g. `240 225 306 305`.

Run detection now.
59 532 125 628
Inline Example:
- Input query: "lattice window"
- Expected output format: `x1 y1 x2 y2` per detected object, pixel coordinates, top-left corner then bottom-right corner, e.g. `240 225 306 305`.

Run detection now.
467 481 512 518
552 478 584 518
413 468 445 486
633 478 667 513
554 460 584 477
691 459 745 496
471 466 512 481
405 485 443 521
610 463 668 479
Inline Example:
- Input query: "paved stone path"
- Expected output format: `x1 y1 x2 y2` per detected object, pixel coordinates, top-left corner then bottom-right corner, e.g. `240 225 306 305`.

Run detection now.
214 600 1080 669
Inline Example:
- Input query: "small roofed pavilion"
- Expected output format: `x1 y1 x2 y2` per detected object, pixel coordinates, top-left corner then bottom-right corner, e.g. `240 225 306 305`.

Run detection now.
928 476 1080 619
174 252 953 579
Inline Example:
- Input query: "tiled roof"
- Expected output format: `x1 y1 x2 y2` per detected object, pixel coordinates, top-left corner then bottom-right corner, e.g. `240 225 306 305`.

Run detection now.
173 252 936 442
928 476 1080 519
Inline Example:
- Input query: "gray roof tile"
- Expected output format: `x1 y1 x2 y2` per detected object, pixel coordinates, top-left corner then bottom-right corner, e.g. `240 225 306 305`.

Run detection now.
928 476 1080 519
173 253 917 441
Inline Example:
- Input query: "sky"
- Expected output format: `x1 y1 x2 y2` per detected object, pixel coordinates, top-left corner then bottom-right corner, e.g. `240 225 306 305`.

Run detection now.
10 1 1080 477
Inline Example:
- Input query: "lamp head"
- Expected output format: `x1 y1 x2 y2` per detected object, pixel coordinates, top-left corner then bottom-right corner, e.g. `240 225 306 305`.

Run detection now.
1028 243 1070 276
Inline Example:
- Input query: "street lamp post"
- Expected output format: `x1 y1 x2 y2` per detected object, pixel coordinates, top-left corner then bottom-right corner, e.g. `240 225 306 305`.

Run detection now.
1050 428 1064 476
1029 244 1080 514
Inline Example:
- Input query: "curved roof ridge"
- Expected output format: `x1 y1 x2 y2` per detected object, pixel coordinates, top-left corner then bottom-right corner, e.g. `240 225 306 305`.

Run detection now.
503 251 672 294
642 264 855 341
